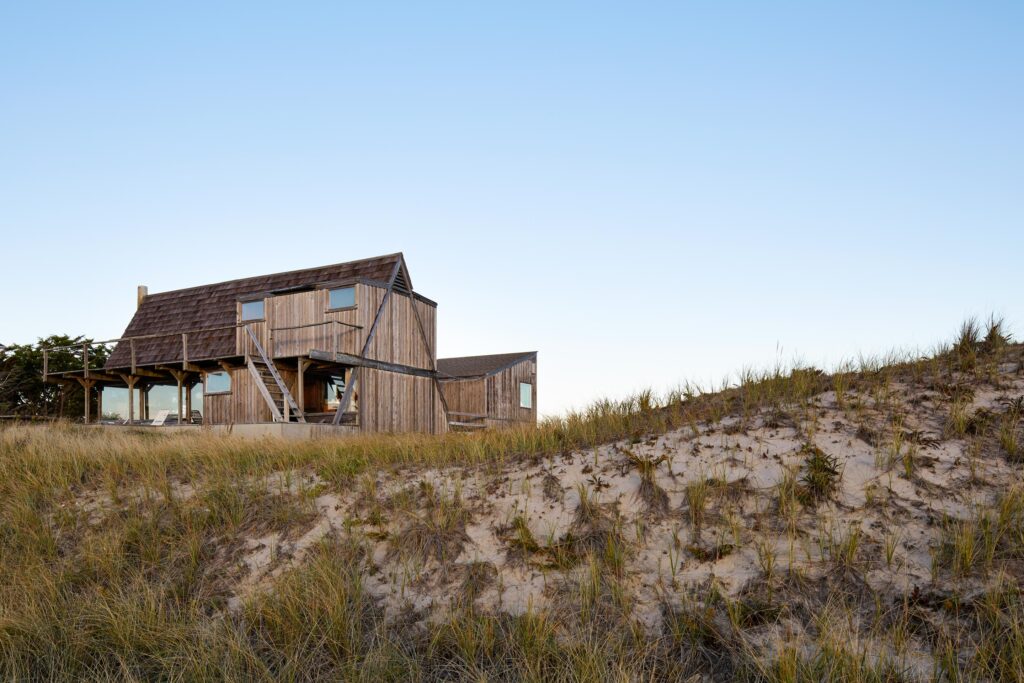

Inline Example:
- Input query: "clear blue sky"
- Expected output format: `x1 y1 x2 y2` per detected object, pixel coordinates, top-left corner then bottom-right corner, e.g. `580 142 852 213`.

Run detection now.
2 2 1022 417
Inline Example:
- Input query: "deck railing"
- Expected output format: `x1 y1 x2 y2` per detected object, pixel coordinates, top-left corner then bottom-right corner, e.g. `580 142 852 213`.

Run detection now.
40 324 241 381
262 320 362 359
41 320 364 382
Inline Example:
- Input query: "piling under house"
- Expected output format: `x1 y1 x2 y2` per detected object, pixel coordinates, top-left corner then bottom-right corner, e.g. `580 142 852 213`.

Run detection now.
42 253 536 435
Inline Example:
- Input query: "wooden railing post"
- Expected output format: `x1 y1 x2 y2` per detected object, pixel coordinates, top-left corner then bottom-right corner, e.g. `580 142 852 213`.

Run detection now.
182 333 188 368
130 338 136 375
332 322 338 357
82 343 89 379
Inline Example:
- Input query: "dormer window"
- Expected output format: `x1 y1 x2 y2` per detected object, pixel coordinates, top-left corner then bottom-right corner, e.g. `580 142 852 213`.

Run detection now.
328 286 355 310
241 300 264 321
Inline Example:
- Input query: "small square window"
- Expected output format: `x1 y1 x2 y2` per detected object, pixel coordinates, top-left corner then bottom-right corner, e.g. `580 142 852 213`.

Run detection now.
519 382 533 409
241 300 264 321
329 286 356 309
205 371 231 394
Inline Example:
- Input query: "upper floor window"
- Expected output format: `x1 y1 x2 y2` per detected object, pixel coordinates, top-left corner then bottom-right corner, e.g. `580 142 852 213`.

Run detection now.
329 286 355 310
241 300 264 321
205 371 231 394
519 382 533 409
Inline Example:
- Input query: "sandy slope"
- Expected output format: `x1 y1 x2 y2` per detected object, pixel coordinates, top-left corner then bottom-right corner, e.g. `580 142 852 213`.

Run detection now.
198 356 1024 675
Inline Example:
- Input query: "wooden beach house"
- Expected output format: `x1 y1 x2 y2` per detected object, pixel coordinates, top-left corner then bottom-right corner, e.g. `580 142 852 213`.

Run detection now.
42 253 536 435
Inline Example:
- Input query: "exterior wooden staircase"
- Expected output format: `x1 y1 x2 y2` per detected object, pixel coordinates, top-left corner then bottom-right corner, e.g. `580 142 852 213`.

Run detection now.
244 325 305 423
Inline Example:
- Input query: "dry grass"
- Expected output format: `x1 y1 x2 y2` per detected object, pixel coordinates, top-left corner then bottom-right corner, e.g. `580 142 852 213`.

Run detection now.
1 318 1023 680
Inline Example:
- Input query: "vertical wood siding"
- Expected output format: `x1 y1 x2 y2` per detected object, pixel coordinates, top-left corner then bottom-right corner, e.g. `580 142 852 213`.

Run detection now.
230 284 437 369
221 280 445 433
412 296 438 367
439 358 537 429
364 289 435 370
439 378 486 416
358 368 445 433
236 319 268 358
485 359 537 427
205 366 299 424
267 289 361 357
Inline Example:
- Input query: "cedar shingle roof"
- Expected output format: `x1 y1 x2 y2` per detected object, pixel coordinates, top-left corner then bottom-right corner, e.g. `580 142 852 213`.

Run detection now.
105 253 404 370
437 352 536 379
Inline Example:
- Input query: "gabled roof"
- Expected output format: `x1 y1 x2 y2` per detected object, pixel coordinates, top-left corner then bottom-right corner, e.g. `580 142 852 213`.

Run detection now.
106 253 407 369
437 351 537 379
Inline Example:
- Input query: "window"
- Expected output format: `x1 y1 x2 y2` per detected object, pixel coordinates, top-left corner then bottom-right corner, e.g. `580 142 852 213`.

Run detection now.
324 375 346 409
241 300 264 321
205 371 231 394
328 286 355 310
519 382 533 409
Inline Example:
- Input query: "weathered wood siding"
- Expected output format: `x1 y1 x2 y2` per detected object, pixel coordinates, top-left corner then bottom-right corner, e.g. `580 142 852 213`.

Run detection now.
439 377 486 416
236 318 268 358
232 285 437 371
303 376 328 413
204 366 299 424
266 289 361 358
204 390 233 425
439 358 537 429
363 288 435 370
485 358 537 427
359 368 446 433
355 286 442 432
220 277 444 434
412 296 438 367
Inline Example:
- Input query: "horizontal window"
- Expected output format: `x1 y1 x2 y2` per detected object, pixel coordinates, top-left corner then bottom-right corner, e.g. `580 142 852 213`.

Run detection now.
241 300 264 321
205 371 231 394
519 382 533 409
329 286 355 310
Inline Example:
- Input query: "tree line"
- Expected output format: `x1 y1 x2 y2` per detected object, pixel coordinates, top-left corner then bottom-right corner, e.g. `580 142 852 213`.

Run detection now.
0 336 110 419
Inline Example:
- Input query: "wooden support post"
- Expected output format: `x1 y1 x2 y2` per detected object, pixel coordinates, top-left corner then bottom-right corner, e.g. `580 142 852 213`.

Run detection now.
297 358 310 413
96 387 103 422
130 338 137 375
176 378 184 425
144 386 150 420
43 349 48 381
182 333 188 369
75 378 96 423
185 380 193 423
128 377 136 423
138 383 147 422
167 369 187 425
82 343 89 380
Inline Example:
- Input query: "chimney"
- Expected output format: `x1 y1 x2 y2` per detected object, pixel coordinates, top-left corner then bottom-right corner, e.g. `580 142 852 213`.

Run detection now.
137 285 148 309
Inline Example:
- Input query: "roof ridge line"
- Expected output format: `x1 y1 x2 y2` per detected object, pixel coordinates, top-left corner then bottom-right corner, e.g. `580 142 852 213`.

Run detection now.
143 252 404 297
